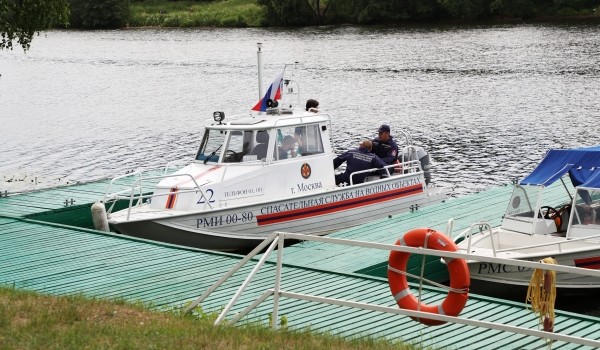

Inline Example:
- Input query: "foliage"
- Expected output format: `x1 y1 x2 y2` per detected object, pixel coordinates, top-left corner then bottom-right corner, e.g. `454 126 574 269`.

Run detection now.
129 0 266 27
256 0 317 25
0 0 69 51
128 0 600 27
286 0 600 24
0 286 424 350
69 0 130 29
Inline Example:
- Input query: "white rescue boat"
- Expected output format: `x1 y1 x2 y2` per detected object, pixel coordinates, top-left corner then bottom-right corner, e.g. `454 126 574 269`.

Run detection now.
101 59 449 252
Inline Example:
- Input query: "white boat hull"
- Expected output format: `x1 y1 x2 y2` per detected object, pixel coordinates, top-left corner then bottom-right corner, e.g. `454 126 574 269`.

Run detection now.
460 231 600 292
110 176 447 252
468 251 600 290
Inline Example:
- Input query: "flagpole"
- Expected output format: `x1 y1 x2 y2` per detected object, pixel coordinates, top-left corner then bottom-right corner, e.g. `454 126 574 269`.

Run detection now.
257 43 264 100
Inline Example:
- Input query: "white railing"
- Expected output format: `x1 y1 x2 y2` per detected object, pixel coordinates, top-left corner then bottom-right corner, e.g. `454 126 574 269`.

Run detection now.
456 221 600 256
348 160 421 185
184 231 600 348
104 173 214 218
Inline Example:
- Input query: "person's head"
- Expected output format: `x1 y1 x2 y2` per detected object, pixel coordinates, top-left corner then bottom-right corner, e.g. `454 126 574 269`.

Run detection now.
306 99 319 112
360 140 373 151
377 124 391 142
282 135 296 150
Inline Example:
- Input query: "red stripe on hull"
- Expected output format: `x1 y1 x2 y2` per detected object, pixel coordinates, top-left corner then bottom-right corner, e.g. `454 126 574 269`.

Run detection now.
574 256 600 270
174 166 221 188
256 184 423 226
166 188 179 209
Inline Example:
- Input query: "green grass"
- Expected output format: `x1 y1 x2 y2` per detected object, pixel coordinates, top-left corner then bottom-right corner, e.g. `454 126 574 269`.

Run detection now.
0 286 430 350
129 0 267 27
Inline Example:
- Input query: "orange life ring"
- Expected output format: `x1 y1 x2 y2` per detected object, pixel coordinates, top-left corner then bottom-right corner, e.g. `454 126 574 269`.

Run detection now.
387 228 470 326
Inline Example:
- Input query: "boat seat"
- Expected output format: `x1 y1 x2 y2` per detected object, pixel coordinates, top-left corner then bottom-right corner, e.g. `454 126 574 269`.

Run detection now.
250 131 269 160
575 204 600 225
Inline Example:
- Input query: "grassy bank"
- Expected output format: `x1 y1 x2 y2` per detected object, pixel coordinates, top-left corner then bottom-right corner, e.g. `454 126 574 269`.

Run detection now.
0 286 428 350
129 0 266 27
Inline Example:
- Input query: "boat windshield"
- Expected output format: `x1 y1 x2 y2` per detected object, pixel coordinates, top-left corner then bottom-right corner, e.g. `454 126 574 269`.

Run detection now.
196 129 226 163
505 184 543 219
223 130 255 163
572 188 600 226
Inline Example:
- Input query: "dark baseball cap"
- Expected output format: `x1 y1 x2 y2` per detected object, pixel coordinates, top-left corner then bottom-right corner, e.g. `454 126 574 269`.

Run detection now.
378 124 390 133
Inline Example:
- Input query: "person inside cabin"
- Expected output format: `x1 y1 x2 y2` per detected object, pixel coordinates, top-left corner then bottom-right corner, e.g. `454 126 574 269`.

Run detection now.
333 140 386 186
306 99 319 113
294 126 305 156
371 124 399 166
576 189 598 225
278 135 297 160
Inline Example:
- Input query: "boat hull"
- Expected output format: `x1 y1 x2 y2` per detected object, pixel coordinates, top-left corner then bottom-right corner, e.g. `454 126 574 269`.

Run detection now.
466 249 600 291
110 176 447 252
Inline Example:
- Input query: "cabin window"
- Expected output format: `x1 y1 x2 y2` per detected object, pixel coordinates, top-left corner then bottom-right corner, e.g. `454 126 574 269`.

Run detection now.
247 130 270 161
196 129 226 163
223 130 253 163
273 124 324 161
572 189 600 226
303 124 325 156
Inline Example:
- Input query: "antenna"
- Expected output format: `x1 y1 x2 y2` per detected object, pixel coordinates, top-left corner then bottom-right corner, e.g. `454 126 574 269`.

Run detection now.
257 43 264 99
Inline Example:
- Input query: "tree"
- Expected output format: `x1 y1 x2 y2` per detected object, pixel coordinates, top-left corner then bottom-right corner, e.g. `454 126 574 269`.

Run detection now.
69 0 130 29
257 0 316 25
0 0 69 51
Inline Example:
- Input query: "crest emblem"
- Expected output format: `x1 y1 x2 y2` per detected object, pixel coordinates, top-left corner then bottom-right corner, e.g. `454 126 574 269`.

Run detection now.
301 163 311 179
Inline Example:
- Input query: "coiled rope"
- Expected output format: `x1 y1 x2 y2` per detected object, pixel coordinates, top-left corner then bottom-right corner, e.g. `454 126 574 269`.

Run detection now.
526 257 557 345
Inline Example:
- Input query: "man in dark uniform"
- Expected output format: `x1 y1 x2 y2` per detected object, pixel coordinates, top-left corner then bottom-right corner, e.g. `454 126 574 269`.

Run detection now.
333 140 386 185
372 124 399 165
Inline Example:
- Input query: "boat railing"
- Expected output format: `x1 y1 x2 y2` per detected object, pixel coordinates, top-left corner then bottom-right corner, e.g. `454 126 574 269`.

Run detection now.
105 173 214 219
396 130 413 147
456 220 600 256
163 160 188 174
271 112 332 129
103 171 145 203
184 231 600 348
454 222 496 255
348 160 422 185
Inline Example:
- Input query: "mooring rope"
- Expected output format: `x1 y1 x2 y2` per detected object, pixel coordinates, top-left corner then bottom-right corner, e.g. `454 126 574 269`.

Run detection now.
526 257 557 348
387 264 469 294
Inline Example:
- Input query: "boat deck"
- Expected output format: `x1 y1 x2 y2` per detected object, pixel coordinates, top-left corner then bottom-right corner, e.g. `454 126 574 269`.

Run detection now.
1 176 598 349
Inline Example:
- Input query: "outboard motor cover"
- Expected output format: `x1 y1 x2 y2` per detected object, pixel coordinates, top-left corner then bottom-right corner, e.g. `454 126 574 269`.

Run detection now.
401 146 431 185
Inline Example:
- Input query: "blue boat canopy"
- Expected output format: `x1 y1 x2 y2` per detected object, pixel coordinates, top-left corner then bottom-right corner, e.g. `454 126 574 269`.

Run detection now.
520 146 600 188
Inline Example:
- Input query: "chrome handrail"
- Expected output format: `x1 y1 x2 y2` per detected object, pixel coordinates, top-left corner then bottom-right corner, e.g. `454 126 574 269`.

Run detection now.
348 160 421 185
104 173 214 219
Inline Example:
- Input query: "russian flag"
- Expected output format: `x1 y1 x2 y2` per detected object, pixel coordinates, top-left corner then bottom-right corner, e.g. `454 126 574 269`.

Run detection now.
252 71 284 112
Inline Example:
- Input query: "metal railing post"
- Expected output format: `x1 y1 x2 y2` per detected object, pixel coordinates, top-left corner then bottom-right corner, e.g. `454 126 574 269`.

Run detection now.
214 237 280 325
184 231 279 315
272 233 285 329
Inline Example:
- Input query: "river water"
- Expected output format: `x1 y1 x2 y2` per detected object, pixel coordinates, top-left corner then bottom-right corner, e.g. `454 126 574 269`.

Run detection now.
1 24 600 194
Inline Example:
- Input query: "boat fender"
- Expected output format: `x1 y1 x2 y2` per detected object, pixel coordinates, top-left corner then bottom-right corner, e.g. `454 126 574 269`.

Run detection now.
387 228 470 326
91 201 110 232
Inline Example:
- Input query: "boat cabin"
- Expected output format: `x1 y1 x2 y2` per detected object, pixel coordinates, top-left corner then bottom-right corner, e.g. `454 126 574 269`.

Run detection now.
500 146 600 241
146 109 338 211
195 112 330 164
